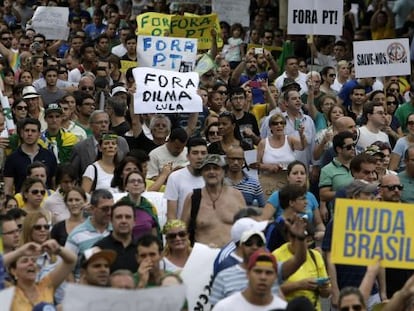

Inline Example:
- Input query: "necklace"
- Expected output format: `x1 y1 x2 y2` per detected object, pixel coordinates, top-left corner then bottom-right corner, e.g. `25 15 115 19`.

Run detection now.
205 186 223 209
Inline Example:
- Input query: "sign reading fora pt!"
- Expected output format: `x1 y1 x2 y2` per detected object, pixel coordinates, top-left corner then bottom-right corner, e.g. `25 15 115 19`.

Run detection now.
133 67 202 114
353 38 411 78
331 198 414 269
287 0 343 35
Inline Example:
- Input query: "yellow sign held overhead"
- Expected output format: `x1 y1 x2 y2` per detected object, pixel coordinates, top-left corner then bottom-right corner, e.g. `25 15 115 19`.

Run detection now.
137 12 223 50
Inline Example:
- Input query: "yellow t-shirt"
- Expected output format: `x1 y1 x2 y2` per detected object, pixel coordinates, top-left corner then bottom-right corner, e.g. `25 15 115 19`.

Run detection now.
273 243 328 311
15 189 55 208
11 275 54 311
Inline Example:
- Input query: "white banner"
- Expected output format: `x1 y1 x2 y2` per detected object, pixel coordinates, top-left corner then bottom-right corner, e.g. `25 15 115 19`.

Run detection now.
212 0 250 27
62 283 186 311
353 38 411 78
133 67 202 114
137 36 198 72
287 0 343 35
31 6 70 40
0 287 14 311
181 243 220 311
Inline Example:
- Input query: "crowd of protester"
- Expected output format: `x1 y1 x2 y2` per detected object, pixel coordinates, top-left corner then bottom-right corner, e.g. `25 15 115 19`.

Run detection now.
0 0 414 310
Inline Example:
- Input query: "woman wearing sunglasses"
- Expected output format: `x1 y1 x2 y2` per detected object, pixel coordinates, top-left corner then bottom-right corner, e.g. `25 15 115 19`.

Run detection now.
162 219 192 273
20 177 51 223
204 122 222 146
256 113 306 199
19 211 67 304
12 99 29 123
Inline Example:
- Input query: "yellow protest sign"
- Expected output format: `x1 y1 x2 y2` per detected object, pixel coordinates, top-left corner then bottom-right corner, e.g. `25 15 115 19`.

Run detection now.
247 44 283 53
137 13 222 50
120 60 138 73
331 198 414 269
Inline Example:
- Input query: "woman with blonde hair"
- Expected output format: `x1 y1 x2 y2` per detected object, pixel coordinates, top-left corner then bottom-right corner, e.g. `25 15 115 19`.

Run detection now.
162 219 192 273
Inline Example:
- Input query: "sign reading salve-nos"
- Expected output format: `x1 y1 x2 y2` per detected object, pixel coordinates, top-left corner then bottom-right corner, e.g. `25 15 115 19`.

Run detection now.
133 67 202 114
353 38 411 78
287 0 343 35
331 198 414 269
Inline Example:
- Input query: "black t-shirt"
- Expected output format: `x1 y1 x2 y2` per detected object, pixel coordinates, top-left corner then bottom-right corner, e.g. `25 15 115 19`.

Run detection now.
124 131 159 155
235 111 260 149
111 121 130 136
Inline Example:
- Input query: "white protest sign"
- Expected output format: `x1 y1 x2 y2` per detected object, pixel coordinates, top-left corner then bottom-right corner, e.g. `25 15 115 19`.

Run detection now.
287 0 343 35
353 38 411 78
212 0 250 27
137 36 198 72
181 243 220 311
62 283 186 311
0 287 15 311
31 6 70 40
133 67 202 114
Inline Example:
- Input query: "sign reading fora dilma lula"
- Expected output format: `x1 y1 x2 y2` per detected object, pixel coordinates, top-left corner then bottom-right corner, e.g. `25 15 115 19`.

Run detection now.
331 198 414 269
133 67 202 114
353 38 411 78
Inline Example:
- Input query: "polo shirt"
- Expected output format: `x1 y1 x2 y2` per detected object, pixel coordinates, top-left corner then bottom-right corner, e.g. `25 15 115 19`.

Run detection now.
319 158 353 191
225 173 265 207
3 145 57 193
94 234 138 273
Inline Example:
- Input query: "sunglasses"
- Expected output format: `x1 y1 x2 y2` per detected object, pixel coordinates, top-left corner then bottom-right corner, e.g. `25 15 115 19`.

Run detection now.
81 86 94 91
243 239 265 247
15 105 28 111
342 143 356 150
30 189 46 195
218 91 227 95
1 37 12 40
32 224 51 231
166 231 187 240
328 74 336 78
381 184 404 191
407 121 414 126
271 121 285 126
208 131 219 136
20 43 30 47
386 101 397 105
340 305 363 311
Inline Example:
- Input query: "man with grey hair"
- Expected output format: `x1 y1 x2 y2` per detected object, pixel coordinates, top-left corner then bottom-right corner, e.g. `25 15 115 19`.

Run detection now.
70 110 129 179
126 111 171 154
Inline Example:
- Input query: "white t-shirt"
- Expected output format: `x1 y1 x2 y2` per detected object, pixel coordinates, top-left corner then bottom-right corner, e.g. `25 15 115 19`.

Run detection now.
83 161 116 192
356 126 390 150
213 292 287 311
164 166 205 218
147 144 189 179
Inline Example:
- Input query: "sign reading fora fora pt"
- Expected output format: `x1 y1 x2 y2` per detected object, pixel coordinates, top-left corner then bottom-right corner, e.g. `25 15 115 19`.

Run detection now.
332 198 414 269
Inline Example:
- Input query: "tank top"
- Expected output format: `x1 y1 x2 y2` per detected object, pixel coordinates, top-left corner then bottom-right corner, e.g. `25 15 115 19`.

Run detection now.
262 136 296 167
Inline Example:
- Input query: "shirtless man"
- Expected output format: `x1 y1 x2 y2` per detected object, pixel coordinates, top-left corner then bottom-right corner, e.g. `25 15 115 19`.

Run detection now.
181 154 246 247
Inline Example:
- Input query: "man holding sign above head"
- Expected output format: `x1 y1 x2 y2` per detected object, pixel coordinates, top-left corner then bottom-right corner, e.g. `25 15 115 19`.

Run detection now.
230 48 279 104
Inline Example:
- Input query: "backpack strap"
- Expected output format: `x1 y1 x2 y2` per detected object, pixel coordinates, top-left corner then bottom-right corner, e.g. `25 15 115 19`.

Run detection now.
188 188 202 246
91 164 98 191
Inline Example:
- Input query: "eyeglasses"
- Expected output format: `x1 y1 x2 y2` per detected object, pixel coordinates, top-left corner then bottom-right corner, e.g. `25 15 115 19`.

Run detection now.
381 184 404 191
342 143 356 150
15 105 28 111
208 131 219 136
340 305 363 311
386 101 397 105
271 121 285 126
328 74 336 78
243 239 265 247
166 231 187 240
30 189 46 195
3 228 21 235
407 121 414 126
32 224 51 231
81 86 95 91
127 178 145 184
